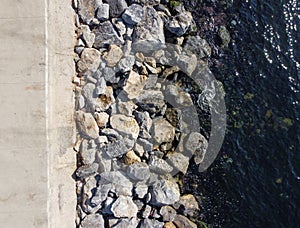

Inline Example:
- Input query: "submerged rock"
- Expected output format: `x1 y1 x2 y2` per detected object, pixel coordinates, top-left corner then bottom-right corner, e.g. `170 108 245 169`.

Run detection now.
111 196 138 218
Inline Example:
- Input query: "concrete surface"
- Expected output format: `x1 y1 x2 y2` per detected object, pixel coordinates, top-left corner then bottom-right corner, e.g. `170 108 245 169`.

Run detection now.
0 0 76 227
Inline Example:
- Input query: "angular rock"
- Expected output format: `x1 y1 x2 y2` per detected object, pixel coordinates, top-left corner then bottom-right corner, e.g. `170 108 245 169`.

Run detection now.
83 176 97 198
144 74 158 89
103 44 123 67
123 71 147 99
105 0 128 17
124 150 141 165
184 36 211 58
177 53 197 75
173 194 199 217
94 112 109 127
112 18 127 36
152 118 175 144
80 139 96 164
166 152 189 174
173 215 197 228
102 67 119 84
116 99 137 116
184 132 208 164
148 156 173 175
166 11 193 36
78 25 95 48
150 179 180 206
95 150 112 173
81 214 105 228
140 218 164 228
95 86 115 111
134 184 148 199
77 48 101 75
116 55 136 73
132 6 165 53
164 222 176 228
110 114 140 139
127 162 150 181
76 111 99 139
136 90 165 114
90 184 112 207
122 4 144 25
110 218 140 228
93 21 124 48
159 206 176 222
82 83 96 100
97 3 110 21
175 91 193 107
142 205 152 218
76 163 99 179
78 0 101 24
165 108 181 128
101 136 134 158
99 171 133 196
111 196 138 218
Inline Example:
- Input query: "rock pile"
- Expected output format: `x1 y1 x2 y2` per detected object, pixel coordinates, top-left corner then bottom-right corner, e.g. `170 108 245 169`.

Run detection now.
72 0 215 227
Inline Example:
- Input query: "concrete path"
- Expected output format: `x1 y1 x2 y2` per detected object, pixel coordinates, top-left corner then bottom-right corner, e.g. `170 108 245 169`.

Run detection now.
0 0 76 227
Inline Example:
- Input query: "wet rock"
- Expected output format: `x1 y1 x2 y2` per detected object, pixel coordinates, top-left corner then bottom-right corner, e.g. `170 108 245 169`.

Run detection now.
164 222 176 228
76 111 99 139
96 3 110 21
173 215 197 228
123 71 147 99
166 11 194 36
78 0 101 24
148 156 173 175
103 44 124 67
95 86 115 111
175 91 193 106
173 194 199 217
166 153 189 174
177 53 197 75
150 179 180 206
94 112 109 128
127 162 150 181
134 184 148 199
218 25 231 48
76 163 99 179
110 218 140 227
116 55 136 73
81 213 105 228
90 184 112 207
132 6 165 53
140 218 164 228
124 150 141 165
122 4 144 25
99 171 133 196
80 140 96 164
110 114 140 139
159 206 176 222
184 36 211 58
165 108 181 128
152 118 175 144
77 48 101 75
136 90 165 114
111 196 138 218
101 136 134 158
105 0 128 18
93 21 124 48
184 132 208 164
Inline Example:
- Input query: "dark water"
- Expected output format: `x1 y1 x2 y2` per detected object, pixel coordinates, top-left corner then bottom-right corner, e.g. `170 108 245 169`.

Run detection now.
183 0 300 227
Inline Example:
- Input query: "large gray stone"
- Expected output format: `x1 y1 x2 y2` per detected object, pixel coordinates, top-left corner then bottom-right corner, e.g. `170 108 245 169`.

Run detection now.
96 3 110 21
105 0 128 17
173 215 197 228
148 156 173 175
184 132 208 164
166 11 194 36
76 163 99 179
110 114 140 139
75 111 99 139
78 0 101 24
122 4 144 25
101 136 134 158
93 21 125 48
132 6 165 53
173 194 199 217
127 162 150 181
90 184 112 207
77 48 101 75
140 218 164 228
166 152 189 174
81 214 105 228
150 179 180 206
123 70 147 99
111 196 138 218
110 218 140 228
152 118 175 144
159 206 177 222
136 90 165 114
184 36 211 58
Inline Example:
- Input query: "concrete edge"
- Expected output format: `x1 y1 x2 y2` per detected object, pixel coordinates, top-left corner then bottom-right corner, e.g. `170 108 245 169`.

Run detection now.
47 0 76 227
